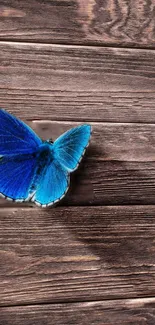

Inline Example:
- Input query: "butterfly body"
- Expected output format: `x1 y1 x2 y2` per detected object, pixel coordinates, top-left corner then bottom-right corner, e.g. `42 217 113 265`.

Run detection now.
29 143 53 194
34 142 53 175
0 109 91 207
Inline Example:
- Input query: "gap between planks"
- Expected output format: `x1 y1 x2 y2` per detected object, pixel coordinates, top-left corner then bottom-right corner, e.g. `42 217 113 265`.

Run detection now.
1 297 155 325
0 295 155 309
0 39 155 52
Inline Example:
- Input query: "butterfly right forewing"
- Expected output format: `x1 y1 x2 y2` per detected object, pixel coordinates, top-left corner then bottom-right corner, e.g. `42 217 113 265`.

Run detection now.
53 124 91 172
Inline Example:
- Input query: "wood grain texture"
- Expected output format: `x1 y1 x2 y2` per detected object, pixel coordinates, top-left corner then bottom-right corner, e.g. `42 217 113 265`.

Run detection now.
1 298 155 324
0 206 155 305
2 120 155 207
0 0 155 48
1 0 155 320
1 42 155 123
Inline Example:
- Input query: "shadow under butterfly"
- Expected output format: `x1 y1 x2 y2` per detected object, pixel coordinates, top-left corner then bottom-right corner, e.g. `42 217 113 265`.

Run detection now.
0 109 91 207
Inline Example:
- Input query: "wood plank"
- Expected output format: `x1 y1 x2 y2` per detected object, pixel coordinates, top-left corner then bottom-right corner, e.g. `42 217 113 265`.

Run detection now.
32 121 155 206
32 121 155 162
0 1 155 48
0 206 155 305
1 298 155 324
2 160 155 207
2 121 155 207
1 42 155 123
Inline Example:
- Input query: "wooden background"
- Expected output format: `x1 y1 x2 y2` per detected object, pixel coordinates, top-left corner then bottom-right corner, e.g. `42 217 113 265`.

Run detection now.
1 0 155 324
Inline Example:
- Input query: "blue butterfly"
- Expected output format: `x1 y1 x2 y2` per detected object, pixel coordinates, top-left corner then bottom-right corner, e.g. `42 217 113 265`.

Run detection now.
0 109 91 207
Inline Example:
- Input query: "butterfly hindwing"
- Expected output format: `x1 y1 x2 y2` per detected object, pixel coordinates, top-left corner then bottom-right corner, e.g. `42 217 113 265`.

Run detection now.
0 154 37 201
32 159 69 207
53 124 91 172
0 109 42 155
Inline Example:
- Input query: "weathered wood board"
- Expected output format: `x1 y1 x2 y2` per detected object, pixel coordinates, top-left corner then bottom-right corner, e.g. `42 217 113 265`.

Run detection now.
0 1 155 323
0 0 155 48
0 42 155 123
1 121 155 207
0 206 155 306
1 298 155 325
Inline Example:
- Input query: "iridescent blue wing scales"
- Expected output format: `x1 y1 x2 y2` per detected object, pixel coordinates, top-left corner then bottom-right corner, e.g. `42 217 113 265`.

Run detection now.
0 154 37 201
0 109 41 201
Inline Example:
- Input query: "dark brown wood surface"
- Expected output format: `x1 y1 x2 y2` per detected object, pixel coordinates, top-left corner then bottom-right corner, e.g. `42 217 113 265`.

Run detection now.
0 0 155 48
0 1 155 324
1 298 155 324
1 42 155 123
0 206 155 306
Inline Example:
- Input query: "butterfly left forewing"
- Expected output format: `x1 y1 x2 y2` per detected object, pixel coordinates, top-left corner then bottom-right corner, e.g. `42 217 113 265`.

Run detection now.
0 109 42 202
0 109 42 155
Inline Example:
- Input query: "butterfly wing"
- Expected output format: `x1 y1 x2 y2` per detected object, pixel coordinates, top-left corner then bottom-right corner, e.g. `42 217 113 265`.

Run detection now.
32 159 69 207
0 154 37 201
53 124 91 172
0 109 42 201
0 109 42 155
